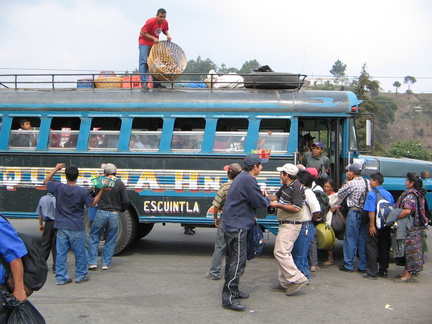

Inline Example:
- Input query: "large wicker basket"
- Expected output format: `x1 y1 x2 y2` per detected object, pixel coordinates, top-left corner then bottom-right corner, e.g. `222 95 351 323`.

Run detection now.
95 71 123 88
148 41 187 82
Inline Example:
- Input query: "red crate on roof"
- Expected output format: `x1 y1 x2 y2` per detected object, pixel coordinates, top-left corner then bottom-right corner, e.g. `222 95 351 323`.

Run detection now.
122 76 153 88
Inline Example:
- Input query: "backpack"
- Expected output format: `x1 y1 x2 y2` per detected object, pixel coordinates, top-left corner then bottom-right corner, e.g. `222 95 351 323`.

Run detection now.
373 188 394 229
247 223 264 260
312 185 329 222
0 216 48 297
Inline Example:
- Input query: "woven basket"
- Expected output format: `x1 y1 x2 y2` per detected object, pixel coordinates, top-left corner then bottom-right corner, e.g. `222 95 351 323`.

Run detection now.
148 41 187 82
95 76 123 88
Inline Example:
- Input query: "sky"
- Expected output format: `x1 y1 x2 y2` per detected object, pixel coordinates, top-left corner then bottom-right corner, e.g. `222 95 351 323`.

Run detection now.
1 0 431 93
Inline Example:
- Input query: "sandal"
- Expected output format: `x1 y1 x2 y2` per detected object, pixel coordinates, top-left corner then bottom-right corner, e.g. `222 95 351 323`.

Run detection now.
323 260 334 266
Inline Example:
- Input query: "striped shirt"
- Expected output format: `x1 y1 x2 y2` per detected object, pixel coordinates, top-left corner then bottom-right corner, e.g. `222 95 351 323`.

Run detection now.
212 180 232 212
336 177 370 208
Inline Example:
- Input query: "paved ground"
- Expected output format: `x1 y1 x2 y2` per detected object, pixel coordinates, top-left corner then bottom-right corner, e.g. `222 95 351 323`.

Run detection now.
7 219 432 324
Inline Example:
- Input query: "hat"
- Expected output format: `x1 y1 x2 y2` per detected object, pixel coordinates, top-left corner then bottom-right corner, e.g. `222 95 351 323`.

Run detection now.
306 167 319 179
244 153 269 166
101 163 117 175
312 141 324 149
304 134 315 141
223 163 242 173
346 163 363 174
276 163 298 176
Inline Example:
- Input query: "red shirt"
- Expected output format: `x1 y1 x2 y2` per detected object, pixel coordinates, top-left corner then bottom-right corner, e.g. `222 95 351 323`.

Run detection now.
138 17 169 46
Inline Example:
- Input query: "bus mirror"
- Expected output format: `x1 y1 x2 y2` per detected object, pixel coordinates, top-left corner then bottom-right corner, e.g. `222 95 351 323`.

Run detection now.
366 119 373 147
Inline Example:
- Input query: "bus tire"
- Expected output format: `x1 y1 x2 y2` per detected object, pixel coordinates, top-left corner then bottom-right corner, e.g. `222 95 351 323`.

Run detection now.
135 223 154 241
244 73 301 89
114 208 138 255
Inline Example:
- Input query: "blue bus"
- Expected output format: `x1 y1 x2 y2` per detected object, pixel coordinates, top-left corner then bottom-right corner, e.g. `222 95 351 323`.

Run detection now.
0 73 431 253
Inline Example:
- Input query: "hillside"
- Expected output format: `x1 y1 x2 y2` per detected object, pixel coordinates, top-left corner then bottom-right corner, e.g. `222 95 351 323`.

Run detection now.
378 92 432 150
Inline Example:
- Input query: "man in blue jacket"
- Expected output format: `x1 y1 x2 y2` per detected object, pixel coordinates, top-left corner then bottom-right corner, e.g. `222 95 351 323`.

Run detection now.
362 172 394 279
221 153 271 311
0 216 27 321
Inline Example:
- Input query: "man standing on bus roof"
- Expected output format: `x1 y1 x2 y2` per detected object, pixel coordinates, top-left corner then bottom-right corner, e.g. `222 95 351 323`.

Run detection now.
269 163 308 295
205 163 242 281
88 163 129 271
221 154 271 311
334 163 370 273
43 163 106 285
139 8 172 89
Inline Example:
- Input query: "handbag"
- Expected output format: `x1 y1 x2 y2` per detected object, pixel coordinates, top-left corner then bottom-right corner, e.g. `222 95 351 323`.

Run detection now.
331 209 346 240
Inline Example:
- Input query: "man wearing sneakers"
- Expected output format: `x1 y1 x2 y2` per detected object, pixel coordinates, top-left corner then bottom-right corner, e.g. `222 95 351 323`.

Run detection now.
205 163 242 280
88 163 129 271
269 163 308 296
362 172 394 280
43 163 105 285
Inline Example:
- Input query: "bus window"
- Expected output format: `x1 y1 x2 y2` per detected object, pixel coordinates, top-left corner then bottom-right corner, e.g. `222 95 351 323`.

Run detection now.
213 118 248 153
9 117 40 149
257 119 290 154
171 118 205 151
48 117 81 150
131 118 163 151
90 117 121 150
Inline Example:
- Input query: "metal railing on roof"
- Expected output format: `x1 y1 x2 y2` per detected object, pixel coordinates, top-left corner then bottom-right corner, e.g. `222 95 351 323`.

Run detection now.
0 72 307 90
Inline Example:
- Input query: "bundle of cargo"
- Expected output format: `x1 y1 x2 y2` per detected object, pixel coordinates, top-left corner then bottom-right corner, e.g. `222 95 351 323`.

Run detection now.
95 71 123 88
148 41 187 82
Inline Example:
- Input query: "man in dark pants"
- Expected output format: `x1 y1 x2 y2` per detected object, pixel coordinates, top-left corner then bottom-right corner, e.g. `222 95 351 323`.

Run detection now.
221 153 271 311
0 216 27 322
362 172 394 279
36 192 57 272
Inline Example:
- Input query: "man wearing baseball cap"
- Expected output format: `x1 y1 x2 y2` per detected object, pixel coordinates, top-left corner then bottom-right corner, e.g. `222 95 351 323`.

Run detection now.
221 154 271 311
300 141 330 184
88 163 130 271
269 163 308 295
333 163 370 273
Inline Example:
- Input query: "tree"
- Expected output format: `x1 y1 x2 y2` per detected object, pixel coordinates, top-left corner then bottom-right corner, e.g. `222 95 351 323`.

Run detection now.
404 75 417 91
218 63 238 74
239 60 261 73
354 63 380 98
181 56 218 81
329 59 347 80
387 139 432 161
393 81 401 93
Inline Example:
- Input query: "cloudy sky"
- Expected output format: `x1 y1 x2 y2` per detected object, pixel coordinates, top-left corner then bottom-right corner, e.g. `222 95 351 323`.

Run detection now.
1 0 431 92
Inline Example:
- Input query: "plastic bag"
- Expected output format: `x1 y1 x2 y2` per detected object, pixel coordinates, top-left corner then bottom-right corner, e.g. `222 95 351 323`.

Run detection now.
7 300 46 324
331 209 345 240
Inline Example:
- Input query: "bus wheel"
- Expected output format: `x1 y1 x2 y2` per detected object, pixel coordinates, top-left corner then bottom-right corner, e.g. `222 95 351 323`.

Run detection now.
114 209 138 255
135 223 154 241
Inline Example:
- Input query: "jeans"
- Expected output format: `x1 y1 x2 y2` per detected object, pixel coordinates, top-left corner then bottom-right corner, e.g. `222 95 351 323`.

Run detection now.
308 231 318 267
292 222 315 279
209 219 226 279
55 229 88 283
342 209 367 271
88 210 120 267
139 44 161 86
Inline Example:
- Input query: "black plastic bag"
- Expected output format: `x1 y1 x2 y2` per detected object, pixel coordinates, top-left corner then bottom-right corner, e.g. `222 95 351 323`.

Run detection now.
331 209 345 240
7 300 45 324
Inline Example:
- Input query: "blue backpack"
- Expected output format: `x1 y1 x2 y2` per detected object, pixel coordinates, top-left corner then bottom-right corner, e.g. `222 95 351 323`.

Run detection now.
374 188 394 229
247 223 264 260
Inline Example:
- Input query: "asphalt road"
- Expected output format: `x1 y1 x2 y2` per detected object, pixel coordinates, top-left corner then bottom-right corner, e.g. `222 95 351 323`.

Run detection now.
7 219 432 324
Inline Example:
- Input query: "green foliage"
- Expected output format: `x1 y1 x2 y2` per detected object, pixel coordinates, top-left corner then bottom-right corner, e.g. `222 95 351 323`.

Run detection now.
404 75 417 91
329 59 347 79
387 139 432 161
393 81 401 93
239 60 261 73
374 96 398 123
354 63 380 99
182 56 218 81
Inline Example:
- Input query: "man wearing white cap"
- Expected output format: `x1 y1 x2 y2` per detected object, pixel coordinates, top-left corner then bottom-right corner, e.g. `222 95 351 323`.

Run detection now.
88 163 129 271
269 163 308 295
